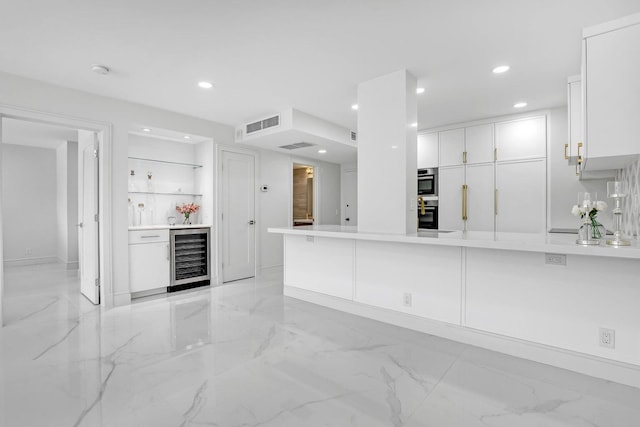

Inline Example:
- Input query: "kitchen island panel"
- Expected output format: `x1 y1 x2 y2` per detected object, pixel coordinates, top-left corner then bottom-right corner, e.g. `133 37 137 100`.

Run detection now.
355 240 462 324
465 248 640 365
284 235 354 300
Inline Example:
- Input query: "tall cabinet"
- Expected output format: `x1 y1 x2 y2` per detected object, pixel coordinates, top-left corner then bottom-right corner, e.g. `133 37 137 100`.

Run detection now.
439 124 495 232
438 115 547 233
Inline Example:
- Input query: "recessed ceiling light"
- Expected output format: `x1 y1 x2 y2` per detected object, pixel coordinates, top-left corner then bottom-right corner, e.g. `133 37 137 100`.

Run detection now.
513 102 527 108
351 104 359 110
391 145 398 149
416 87 425 94
183 135 191 140
91 64 110 75
198 81 213 89
142 128 151 132
318 149 327 154
492 65 510 74
410 122 418 128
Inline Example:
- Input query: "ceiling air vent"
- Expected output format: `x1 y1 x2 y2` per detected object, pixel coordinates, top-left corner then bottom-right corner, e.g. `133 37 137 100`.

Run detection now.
278 142 315 150
246 114 280 135
350 131 357 142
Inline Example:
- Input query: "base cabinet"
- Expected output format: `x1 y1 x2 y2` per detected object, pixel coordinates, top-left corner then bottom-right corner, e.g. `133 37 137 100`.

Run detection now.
128 230 170 294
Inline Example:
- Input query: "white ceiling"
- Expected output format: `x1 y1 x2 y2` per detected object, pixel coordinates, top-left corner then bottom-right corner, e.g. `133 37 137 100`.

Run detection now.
1 1 639 161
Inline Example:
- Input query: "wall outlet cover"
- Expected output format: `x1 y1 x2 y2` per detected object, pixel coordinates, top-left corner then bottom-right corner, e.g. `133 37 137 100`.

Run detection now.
599 327 615 349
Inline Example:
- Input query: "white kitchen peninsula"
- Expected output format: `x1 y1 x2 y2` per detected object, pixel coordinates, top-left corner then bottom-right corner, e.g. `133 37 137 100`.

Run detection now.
269 225 640 388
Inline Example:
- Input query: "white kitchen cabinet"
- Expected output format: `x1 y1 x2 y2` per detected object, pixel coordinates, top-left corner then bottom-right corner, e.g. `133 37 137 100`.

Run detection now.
417 132 438 169
439 128 465 167
438 166 465 231
465 124 494 165
495 159 546 233
465 163 495 232
495 116 546 162
583 14 640 171
128 229 170 294
567 75 582 165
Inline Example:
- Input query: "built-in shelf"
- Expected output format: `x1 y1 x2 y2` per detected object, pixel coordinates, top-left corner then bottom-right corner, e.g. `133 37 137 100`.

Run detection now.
129 191 203 196
128 156 203 169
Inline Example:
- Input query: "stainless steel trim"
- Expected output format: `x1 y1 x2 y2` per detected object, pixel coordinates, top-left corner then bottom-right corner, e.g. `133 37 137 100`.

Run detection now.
170 227 211 287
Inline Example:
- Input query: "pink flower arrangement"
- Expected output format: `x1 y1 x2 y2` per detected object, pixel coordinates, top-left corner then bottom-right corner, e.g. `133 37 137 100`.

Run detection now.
176 203 200 224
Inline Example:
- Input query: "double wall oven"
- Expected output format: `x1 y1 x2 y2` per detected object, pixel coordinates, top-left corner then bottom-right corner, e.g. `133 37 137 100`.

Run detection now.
418 168 438 229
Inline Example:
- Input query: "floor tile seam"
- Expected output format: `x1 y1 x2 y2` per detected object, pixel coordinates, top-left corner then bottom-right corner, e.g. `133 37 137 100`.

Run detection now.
402 346 466 424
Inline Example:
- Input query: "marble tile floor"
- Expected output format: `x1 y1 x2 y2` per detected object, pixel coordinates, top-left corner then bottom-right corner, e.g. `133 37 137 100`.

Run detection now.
1 263 640 427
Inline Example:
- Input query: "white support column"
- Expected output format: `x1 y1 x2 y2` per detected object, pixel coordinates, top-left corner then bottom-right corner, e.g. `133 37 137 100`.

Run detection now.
357 69 417 234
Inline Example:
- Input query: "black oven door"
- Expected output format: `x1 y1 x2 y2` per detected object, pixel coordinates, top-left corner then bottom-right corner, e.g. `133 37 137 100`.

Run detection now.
418 206 438 229
418 169 437 195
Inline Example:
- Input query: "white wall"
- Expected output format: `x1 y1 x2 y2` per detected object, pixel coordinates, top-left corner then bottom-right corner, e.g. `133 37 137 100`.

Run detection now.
56 141 78 267
256 149 342 271
547 107 611 231
0 70 235 306
2 143 58 265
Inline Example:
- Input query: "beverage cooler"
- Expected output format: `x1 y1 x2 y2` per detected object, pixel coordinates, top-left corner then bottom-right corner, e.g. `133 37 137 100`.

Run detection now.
169 228 211 292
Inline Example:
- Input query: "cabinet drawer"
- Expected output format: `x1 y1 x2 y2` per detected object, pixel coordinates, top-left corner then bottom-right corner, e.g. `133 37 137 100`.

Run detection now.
128 229 169 244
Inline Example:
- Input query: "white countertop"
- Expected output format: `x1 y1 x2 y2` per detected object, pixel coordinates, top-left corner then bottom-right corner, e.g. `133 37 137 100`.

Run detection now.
129 224 212 231
268 225 640 259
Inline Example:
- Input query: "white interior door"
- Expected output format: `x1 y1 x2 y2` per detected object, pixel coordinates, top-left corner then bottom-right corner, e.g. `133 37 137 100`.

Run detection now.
342 169 357 226
78 130 99 304
221 150 255 282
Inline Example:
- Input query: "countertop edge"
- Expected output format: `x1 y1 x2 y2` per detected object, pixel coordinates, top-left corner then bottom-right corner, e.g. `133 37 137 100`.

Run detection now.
267 227 640 259
129 224 212 231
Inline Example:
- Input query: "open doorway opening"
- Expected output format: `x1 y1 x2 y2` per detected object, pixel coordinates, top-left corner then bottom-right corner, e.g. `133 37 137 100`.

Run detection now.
292 163 315 226
1 116 101 324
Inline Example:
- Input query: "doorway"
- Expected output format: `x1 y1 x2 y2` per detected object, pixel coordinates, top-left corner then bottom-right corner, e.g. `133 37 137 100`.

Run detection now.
0 110 109 325
220 148 256 282
292 163 315 226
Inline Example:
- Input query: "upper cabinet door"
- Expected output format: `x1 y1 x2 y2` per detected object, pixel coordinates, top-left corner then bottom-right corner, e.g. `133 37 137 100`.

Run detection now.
465 123 494 164
417 132 438 169
567 76 582 162
439 128 465 167
585 21 640 162
495 116 546 162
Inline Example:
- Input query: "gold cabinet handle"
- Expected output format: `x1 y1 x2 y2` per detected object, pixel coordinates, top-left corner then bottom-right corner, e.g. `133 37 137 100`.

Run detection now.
494 189 498 215
463 151 467 164
564 143 569 160
577 142 583 164
462 184 468 221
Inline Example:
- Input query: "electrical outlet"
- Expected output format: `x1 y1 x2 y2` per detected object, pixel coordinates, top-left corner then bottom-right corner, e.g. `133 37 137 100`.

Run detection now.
403 292 412 307
306 236 314 243
25 247 32 255
599 328 615 349
545 253 566 266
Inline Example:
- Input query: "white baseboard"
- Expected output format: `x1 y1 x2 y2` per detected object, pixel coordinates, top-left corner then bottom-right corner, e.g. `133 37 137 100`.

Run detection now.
3 256 58 268
113 292 131 307
284 285 640 389
258 265 283 276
